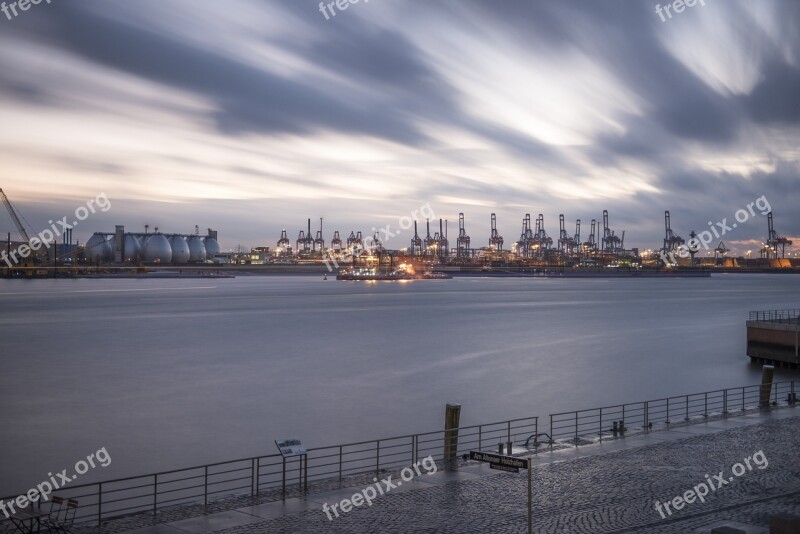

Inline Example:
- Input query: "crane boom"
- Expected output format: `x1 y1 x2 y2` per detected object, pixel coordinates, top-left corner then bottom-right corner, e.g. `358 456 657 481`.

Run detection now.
0 188 31 243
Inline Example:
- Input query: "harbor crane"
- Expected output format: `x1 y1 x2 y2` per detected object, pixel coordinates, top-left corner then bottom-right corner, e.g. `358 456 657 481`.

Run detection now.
424 219 435 256
410 221 423 255
583 219 597 253
601 210 623 253
1 187 31 244
662 211 685 255
296 219 315 253
765 212 792 258
489 213 504 250
346 231 364 256
516 214 533 258
1 187 49 262
330 231 343 253
456 213 471 258
277 229 291 253
558 215 579 254
313 218 325 251
433 218 449 258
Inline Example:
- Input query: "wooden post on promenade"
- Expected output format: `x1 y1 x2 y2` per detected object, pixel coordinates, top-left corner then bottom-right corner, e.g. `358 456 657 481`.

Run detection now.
444 403 461 468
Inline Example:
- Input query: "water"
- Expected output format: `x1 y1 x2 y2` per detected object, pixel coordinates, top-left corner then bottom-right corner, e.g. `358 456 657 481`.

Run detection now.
1 274 798 495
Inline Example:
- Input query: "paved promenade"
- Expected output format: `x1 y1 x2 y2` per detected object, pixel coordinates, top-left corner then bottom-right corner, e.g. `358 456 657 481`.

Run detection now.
80 407 799 533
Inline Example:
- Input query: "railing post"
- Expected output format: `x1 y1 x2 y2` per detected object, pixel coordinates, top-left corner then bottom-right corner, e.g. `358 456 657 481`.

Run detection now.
376 440 380 477
704 393 708 417
97 482 102 527
574 411 578 446
742 386 745 411
411 435 416 466
153 474 158 516
599 408 603 442
204 465 209 505
534 418 538 446
478 426 482 451
723 388 728 415
642 402 647 431
666 398 670 424
685 396 689 421
507 420 511 443
549 414 553 447
338 446 343 482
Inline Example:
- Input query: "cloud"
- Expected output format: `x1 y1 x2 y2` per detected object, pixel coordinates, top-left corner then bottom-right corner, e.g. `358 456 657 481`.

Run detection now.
0 0 797 255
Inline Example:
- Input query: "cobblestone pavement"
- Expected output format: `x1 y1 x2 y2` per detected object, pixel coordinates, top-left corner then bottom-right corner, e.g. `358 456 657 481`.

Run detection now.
217 416 800 533
72 411 800 533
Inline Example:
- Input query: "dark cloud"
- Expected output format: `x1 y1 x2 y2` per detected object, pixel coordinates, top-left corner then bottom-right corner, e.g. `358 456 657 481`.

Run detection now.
0 0 797 251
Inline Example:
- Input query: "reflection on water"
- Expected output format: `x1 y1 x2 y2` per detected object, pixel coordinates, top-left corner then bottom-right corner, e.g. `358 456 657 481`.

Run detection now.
1 274 798 493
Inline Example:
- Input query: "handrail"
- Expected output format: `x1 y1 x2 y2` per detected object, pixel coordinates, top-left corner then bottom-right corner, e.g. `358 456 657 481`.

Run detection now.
2 380 793 527
748 308 800 322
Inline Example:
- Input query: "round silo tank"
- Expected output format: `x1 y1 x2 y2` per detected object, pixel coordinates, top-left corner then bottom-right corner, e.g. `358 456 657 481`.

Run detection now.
85 233 111 262
169 236 190 264
187 236 207 262
143 234 172 263
203 236 221 258
123 234 142 263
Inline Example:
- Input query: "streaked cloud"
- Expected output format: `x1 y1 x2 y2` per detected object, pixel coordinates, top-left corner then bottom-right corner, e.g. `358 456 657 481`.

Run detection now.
0 0 797 253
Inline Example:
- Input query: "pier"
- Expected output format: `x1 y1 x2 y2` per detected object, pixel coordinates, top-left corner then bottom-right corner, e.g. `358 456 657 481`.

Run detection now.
747 309 800 368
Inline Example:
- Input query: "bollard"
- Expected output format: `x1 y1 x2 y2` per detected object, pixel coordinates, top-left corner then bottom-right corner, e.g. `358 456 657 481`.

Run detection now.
498 443 504 454
619 420 626 433
506 441 513 455
612 421 618 435
759 365 774 408
444 403 461 467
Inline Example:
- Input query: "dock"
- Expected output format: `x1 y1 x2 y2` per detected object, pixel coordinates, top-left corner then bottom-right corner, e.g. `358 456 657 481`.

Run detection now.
746 308 800 367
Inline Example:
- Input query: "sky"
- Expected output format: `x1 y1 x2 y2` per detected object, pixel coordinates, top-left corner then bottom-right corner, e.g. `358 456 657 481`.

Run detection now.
0 0 798 255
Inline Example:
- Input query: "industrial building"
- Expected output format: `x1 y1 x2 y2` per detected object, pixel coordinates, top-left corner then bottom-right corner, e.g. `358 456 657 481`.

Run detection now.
85 226 221 264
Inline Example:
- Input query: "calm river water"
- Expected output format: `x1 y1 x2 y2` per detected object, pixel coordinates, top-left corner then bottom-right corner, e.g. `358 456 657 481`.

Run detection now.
1 274 799 494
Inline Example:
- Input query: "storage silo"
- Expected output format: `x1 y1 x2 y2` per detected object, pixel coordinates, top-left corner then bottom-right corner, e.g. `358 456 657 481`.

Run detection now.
203 236 221 259
187 236 207 262
123 234 142 262
143 234 172 263
169 236 190 264
85 233 112 262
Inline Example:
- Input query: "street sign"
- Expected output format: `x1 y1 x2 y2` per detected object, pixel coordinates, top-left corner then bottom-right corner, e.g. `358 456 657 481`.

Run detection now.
469 451 527 470
470 451 533 533
275 438 306 457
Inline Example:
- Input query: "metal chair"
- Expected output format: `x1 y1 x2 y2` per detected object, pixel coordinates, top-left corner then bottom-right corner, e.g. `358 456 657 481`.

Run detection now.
61 500 78 533
40 496 69 533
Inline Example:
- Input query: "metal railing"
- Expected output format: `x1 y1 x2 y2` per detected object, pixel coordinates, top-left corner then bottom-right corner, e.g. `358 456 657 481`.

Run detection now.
549 381 795 445
749 309 800 322
1 416 537 526
4 381 795 527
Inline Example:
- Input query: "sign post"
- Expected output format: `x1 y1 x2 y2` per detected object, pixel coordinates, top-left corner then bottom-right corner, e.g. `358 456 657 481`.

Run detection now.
275 438 307 498
469 451 533 534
